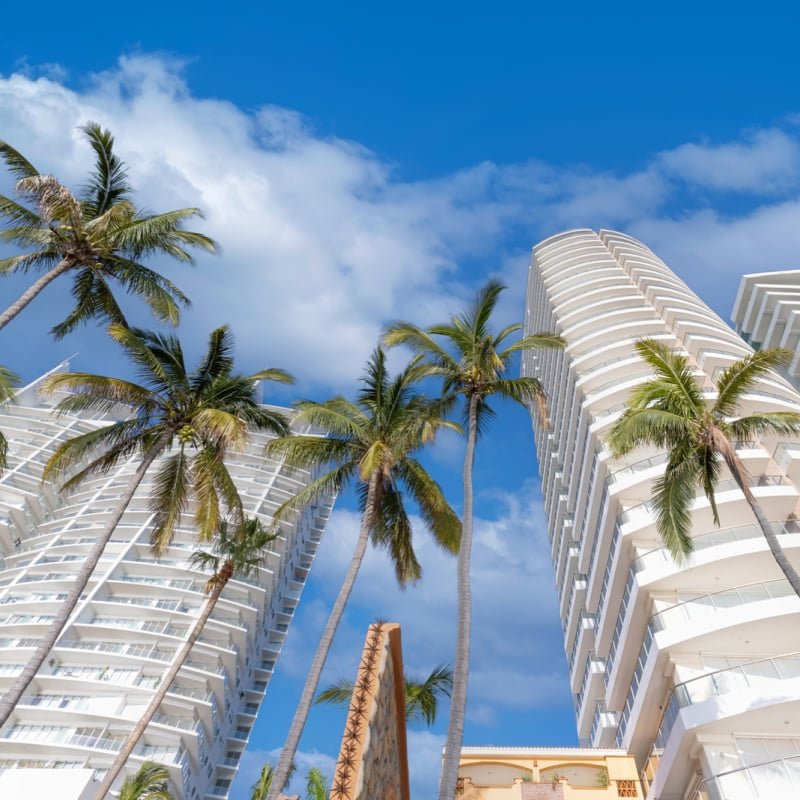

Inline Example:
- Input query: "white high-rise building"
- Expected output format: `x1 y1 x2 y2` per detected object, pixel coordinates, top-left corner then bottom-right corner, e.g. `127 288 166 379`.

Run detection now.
524 229 800 800
0 365 333 800
731 270 800 382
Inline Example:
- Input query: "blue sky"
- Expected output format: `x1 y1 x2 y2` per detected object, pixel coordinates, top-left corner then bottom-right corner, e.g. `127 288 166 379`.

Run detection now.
3 3 800 797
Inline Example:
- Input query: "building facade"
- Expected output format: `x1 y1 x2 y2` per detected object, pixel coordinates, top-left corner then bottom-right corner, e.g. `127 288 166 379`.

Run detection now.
458 747 643 800
731 269 800 382
0 365 333 800
524 230 800 800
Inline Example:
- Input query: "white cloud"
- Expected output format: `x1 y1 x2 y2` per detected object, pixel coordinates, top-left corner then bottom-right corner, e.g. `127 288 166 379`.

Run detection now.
658 128 800 192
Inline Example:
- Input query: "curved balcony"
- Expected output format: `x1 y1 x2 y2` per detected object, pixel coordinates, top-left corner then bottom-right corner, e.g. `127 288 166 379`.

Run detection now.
692 755 800 800
650 652 800 757
615 578 798 746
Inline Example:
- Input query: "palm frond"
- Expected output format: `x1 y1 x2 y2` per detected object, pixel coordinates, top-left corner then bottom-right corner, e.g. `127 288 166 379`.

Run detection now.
714 348 793 417
149 449 191 555
81 122 131 215
634 339 704 415
314 678 355 707
396 457 460 553
118 761 173 800
608 408 690 457
727 411 800 440
652 454 698 561
369 480 422 584
497 332 565 359
0 140 39 180
382 322 456 367
41 372 159 416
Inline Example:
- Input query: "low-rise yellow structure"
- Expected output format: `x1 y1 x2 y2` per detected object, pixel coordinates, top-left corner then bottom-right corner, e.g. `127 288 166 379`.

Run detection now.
458 747 643 800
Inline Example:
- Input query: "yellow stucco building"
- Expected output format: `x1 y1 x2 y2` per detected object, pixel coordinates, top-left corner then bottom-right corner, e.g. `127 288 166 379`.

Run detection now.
458 747 643 800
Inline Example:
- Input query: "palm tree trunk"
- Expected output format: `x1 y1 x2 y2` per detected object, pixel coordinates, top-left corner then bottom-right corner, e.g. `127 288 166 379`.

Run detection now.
719 437 800 599
93 562 233 799
0 257 75 331
438 392 478 800
266 472 380 800
744 490 800 597
0 437 167 728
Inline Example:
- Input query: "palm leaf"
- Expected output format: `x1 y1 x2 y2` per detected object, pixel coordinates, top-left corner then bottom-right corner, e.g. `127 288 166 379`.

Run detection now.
652 454 698 560
149 448 191 554
0 140 39 180
714 348 793 417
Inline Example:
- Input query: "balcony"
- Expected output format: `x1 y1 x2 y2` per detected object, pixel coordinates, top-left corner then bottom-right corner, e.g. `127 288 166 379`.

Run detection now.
643 654 800 796
616 579 798 746
692 755 800 799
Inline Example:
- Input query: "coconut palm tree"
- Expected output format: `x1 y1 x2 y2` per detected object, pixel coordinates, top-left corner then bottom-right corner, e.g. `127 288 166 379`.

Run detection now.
0 323 292 727
0 123 216 336
305 768 328 800
0 366 19 473
383 279 564 800
262 348 462 800
608 338 800 596
118 762 174 800
316 664 453 725
95 518 276 798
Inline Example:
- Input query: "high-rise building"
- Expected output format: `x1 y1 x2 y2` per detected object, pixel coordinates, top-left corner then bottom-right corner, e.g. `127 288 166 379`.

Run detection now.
524 229 800 800
0 365 333 800
731 270 800 381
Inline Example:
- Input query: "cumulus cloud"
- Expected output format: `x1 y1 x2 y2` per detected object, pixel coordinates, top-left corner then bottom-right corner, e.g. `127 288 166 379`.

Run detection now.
658 128 800 192
3 55 800 393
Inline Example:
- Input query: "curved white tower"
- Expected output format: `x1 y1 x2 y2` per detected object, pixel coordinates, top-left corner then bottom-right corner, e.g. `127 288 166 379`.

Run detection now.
0 366 333 800
524 230 800 800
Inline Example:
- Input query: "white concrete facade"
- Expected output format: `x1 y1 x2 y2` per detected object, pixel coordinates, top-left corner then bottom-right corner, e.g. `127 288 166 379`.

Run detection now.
524 230 800 800
0 366 334 800
731 270 800 382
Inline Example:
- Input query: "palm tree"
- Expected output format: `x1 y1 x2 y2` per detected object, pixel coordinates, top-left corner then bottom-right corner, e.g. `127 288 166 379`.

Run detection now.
0 365 19 473
305 768 328 800
118 762 174 800
383 279 564 800
0 323 292 727
609 338 800 596
0 123 216 336
262 348 462 800
316 664 453 725
95 519 276 798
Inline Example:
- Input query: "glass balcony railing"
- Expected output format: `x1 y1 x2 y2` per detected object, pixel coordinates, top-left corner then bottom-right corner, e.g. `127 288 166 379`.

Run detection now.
692 755 800 800
615 579 797 746
606 452 669 487
633 520 800 574
647 653 800 776
618 476 791 527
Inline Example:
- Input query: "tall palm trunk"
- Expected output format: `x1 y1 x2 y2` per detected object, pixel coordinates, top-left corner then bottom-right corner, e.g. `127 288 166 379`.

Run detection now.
94 561 233 799
0 437 167 727
438 392 478 800
717 436 800 598
0 257 75 331
266 472 380 800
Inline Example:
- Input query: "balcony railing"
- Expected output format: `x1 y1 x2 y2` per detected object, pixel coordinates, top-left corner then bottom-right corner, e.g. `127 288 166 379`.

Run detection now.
615 579 797 746
632 520 800 574
691 755 800 799
606 452 669 487
643 653 800 793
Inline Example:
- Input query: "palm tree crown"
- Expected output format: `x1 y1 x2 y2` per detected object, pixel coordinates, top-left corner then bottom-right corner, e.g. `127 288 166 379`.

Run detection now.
0 324 292 730
266 347 461 581
261 347 461 800
0 122 216 336
609 338 800 595
384 279 564 430
43 323 292 552
383 278 564 800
